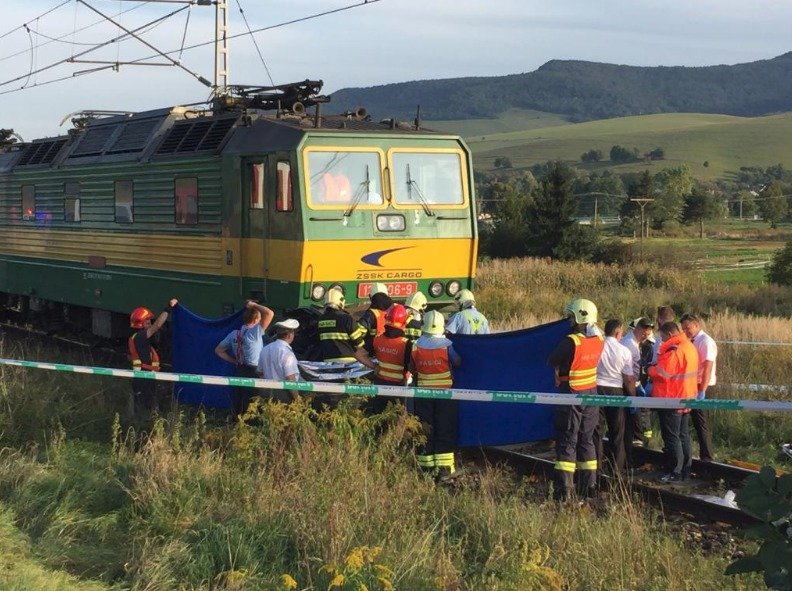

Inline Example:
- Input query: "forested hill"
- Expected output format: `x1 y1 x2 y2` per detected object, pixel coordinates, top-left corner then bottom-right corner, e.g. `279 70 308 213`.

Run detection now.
330 52 792 122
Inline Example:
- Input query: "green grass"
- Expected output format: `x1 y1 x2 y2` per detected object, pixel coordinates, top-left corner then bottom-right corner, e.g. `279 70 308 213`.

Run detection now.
704 267 767 286
467 111 792 180
426 108 571 137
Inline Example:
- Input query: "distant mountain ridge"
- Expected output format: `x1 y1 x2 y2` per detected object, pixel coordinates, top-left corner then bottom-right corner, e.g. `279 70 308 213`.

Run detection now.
330 53 792 122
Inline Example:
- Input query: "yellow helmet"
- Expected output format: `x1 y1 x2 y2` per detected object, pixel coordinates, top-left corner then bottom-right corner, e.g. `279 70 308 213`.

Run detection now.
325 287 345 309
565 298 598 325
454 288 475 310
405 291 427 313
422 310 445 336
370 282 388 297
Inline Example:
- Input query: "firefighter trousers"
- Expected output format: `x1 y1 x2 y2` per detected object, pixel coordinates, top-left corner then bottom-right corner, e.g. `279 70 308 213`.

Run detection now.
553 400 599 499
414 397 458 473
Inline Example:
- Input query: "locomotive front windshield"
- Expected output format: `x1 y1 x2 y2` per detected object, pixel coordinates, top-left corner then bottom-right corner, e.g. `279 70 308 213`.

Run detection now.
306 150 384 206
391 152 464 206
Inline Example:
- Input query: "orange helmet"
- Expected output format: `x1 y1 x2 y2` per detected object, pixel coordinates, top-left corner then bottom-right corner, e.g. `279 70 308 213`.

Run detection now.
385 304 408 329
130 307 154 329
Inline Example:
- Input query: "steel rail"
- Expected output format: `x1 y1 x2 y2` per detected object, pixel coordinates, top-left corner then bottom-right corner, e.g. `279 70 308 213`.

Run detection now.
476 446 762 528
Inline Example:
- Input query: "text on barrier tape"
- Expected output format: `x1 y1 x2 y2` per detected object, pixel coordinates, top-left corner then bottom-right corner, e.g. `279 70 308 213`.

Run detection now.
1 357 791 412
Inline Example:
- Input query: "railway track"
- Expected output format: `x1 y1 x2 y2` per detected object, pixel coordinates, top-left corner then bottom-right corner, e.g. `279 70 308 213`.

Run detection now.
471 445 762 528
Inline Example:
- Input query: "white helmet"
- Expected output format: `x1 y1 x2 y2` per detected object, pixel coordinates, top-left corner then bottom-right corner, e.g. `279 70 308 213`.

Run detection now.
454 289 475 310
421 310 445 336
405 291 428 313
325 288 345 309
370 282 388 297
565 298 598 325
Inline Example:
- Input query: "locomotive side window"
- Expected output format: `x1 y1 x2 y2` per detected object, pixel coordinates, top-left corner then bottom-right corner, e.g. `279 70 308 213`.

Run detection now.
21 185 35 221
64 182 81 223
250 163 265 210
175 177 198 225
305 149 383 208
276 161 293 212
391 151 465 206
114 180 134 223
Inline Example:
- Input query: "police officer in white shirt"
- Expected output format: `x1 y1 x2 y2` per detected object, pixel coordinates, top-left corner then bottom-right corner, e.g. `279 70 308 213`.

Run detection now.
621 317 655 446
680 313 716 461
258 318 301 403
596 319 636 473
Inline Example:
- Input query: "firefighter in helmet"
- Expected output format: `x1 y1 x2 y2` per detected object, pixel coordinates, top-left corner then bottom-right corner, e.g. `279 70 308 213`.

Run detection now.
409 310 462 480
547 298 604 500
128 298 178 416
369 303 413 413
357 282 394 355
445 289 490 335
404 291 427 342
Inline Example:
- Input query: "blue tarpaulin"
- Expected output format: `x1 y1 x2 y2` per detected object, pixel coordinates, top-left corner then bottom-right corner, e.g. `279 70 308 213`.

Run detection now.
450 320 568 446
170 305 567 444
171 305 244 407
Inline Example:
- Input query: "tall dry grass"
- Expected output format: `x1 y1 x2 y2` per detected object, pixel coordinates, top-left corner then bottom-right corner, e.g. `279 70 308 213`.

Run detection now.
0 401 763 591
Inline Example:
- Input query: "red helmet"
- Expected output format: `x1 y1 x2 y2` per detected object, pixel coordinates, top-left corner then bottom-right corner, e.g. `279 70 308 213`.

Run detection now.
130 307 154 329
385 304 408 329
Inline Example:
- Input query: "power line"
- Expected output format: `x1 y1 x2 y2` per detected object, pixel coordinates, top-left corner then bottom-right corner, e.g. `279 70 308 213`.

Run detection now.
0 3 190 91
0 2 150 65
0 0 383 97
234 0 275 87
0 0 72 41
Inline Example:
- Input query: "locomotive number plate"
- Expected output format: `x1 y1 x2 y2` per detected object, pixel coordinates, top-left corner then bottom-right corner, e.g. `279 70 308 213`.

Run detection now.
357 282 418 299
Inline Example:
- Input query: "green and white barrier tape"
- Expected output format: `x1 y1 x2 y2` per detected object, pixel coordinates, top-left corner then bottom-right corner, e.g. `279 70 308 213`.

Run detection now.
1 357 791 412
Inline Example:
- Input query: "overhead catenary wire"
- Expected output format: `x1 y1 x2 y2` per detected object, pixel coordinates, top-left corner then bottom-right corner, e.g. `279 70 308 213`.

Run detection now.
0 3 191 91
0 1 151 65
234 0 275 87
0 0 384 97
0 0 72 41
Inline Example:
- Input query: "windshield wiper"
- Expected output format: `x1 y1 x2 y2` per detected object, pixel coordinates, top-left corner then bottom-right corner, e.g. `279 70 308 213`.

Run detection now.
343 165 370 218
406 164 435 216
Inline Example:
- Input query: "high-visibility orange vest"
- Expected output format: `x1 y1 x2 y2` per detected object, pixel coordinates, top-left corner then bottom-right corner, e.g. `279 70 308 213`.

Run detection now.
368 308 386 338
412 345 452 388
559 333 604 391
128 332 160 371
648 333 698 399
321 173 352 202
373 333 409 383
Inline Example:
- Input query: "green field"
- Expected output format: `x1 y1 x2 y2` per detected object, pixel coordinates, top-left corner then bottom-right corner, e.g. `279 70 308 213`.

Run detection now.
426 108 571 136
452 111 792 180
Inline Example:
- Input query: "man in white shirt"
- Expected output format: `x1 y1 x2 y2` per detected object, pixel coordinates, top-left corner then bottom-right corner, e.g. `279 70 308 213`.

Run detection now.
258 318 301 403
621 317 655 446
680 313 717 461
596 319 636 473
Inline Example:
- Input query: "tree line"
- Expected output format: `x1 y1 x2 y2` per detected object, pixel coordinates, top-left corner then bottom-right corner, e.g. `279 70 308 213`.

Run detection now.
476 162 792 267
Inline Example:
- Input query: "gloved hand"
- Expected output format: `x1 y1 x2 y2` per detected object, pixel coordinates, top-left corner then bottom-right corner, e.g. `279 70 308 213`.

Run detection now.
636 383 647 397
696 390 706 401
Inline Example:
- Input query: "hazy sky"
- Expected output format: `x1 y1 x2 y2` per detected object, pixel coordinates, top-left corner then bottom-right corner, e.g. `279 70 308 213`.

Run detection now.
2 0 791 139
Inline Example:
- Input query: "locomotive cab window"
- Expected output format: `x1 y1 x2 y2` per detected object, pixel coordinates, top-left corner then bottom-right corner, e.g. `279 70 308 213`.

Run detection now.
175 177 198 225
391 151 466 207
64 182 81 223
21 185 35 221
114 180 134 223
305 149 384 208
276 161 293 212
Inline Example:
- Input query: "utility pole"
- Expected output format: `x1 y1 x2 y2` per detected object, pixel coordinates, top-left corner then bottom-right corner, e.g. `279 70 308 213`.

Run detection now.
630 198 654 260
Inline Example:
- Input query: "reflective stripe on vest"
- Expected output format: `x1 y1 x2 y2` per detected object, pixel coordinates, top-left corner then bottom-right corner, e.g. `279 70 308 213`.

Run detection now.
565 333 604 391
412 345 452 388
461 309 484 334
373 334 409 383
128 334 160 371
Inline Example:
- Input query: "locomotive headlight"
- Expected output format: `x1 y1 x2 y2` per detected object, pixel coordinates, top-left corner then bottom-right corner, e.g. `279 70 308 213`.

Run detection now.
446 281 461 296
429 281 444 298
311 284 326 301
376 214 405 232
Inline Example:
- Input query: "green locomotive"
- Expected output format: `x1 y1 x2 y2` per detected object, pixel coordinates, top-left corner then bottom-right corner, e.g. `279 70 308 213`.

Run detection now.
0 83 477 337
